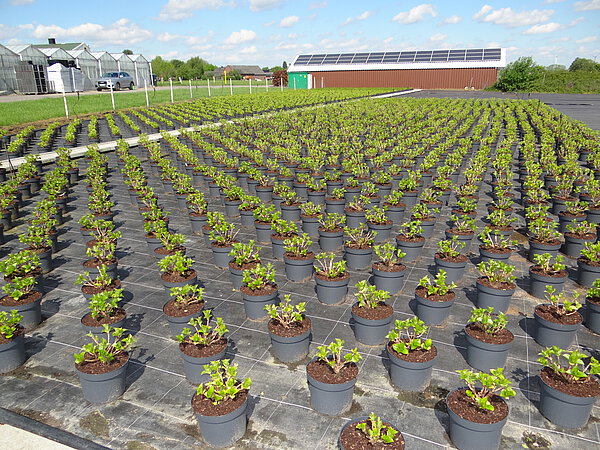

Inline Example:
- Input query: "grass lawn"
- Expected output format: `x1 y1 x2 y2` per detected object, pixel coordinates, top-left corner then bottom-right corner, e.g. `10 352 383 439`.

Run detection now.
0 85 275 127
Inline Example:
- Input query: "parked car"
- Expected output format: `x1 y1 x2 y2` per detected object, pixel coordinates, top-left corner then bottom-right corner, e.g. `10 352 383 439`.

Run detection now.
95 72 135 91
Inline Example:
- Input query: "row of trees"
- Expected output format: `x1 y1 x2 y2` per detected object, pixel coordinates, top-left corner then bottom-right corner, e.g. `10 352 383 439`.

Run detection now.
494 57 600 92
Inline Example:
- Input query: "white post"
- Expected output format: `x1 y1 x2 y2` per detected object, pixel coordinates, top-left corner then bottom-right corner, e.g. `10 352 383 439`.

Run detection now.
189 79 193 98
293 78 296 90
109 83 115 111
62 90 69 118
207 78 211 97
321 77 324 88
280 80 283 92
169 79 174 103
249 78 252 94
265 78 268 92
229 78 233 95
144 79 149 106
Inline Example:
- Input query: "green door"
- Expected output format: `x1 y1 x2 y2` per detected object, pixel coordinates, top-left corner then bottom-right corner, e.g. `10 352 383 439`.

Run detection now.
289 72 308 89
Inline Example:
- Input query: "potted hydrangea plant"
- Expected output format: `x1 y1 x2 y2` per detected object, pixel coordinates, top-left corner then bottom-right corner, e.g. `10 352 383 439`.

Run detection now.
351 280 393 346
371 243 406 294
264 295 311 363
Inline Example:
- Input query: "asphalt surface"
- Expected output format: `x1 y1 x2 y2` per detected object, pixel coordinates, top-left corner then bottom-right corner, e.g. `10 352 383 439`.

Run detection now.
407 90 600 131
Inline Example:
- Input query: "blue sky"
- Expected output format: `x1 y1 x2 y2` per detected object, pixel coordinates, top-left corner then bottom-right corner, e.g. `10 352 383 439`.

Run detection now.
1 0 598 67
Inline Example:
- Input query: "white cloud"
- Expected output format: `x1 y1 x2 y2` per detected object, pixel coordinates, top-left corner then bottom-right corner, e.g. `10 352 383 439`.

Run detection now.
443 15 462 24
157 0 232 21
275 42 314 51
473 5 554 27
0 23 33 40
157 32 182 42
392 4 437 24
249 0 281 12
341 10 372 26
31 19 153 45
429 33 447 41
223 29 256 45
383 37 393 44
240 45 257 54
543 0 565 3
10 0 34 5
576 35 598 43
287 33 298 38
523 22 563 34
573 0 600 10
279 15 299 27
309 1 327 9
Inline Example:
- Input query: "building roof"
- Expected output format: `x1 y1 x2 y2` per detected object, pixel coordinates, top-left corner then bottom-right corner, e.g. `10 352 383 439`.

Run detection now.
289 48 506 72
33 42 87 51
225 65 266 75
91 51 116 61
39 47 74 60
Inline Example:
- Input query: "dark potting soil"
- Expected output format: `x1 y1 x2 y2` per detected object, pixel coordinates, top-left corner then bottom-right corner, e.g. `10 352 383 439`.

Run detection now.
5 267 43 283
315 272 350 283
163 299 204 318
559 212 586 219
372 262 406 273
189 212 207 218
83 258 117 269
367 220 393 226
271 234 294 241
81 279 121 296
587 295 600 306
240 283 277 297
530 238 561 246
479 245 512 254
387 341 437 363
85 239 99 248
477 277 515 291
578 257 600 268
0 325 24 345
306 359 358 385
489 225 514 232
0 290 42 307
161 269 197 283
180 337 228 358
415 286 455 303
300 213 320 219
352 303 393 320
76 352 128 375
447 229 474 236
228 261 260 271
465 323 514 345
340 420 405 449
31 246 51 255
451 209 476 216
383 202 406 209
268 317 311 337
447 388 508 425
346 243 372 250
434 253 468 264
318 226 344 233
211 241 239 248
192 389 248 417
396 236 426 244
283 252 315 260
154 246 186 256
529 266 567 278
540 367 600 398
81 308 126 327
564 232 596 240
534 304 582 325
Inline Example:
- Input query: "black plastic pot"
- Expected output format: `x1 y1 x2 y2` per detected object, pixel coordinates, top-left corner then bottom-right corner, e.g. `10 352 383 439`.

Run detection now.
367 222 392 243
194 396 248 447
241 289 279 321
372 265 405 294
269 326 311 363
315 275 349 305
351 307 393 346
181 345 227 384
301 215 321 238
307 190 326 206
465 330 513 372
528 239 561 262
0 293 43 329
479 247 511 263
585 298 600 334
396 237 425 261
384 204 405 224
254 222 272 244
239 209 255 227
529 268 566 299
343 246 372 270
307 369 356 416
189 214 207 235
0 333 26 373
81 313 126 335
475 280 515 313
280 204 301 222
538 373 599 429
577 259 600 287
420 219 436 238
318 229 344 252
434 256 467 284
325 198 345 215
447 389 508 450
163 301 204 337
76 357 129 404
415 291 454 325
387 345 436 391
224 199 242 217
345 210 366 229
534 306 582 348
563 234 595 259
161 272 198 291
283 254 314 282
211 244 233 268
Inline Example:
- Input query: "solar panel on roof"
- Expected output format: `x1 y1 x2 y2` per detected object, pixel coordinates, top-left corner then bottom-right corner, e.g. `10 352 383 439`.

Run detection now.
398 52 416 62
414 51 433 62
367 55 384 63
352 54 369 63
431 50 449 61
